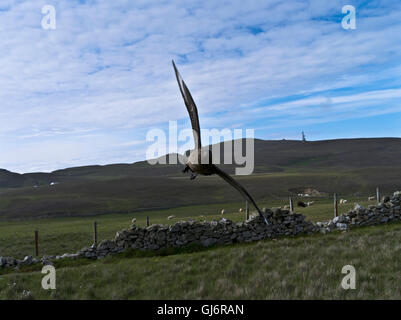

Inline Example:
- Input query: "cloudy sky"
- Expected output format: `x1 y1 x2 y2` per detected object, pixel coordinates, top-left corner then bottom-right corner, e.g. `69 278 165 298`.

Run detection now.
0 0 400 173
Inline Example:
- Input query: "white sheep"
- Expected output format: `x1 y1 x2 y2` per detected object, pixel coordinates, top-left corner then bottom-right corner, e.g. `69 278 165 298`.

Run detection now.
131 218 137 224
239 208 243 213
221 209 225 215
306 201 314 206
167 215 176 220
339 199 348 204
368 196 375 201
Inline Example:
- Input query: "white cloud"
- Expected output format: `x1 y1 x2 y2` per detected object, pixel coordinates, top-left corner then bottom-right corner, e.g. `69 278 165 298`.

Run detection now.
0 0 400 172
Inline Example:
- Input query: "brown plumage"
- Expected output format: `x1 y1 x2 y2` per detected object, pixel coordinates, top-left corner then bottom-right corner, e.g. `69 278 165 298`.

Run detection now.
172 60 268 225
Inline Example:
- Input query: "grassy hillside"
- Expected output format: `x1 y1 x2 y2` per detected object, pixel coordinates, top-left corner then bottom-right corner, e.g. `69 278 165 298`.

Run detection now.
1 138 399 300
1 221 400 299
0 167 399 220
0 197 375 259
0 138 400 220
2 138 401 185
252 137 401 169
0 187 399 300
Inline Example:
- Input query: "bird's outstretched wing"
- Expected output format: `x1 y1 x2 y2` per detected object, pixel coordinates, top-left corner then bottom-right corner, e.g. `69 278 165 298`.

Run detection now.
212 165 269 225
172 60 202 151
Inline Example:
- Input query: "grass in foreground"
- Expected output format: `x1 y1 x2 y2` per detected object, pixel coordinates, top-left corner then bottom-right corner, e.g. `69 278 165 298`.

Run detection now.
1 222 400 299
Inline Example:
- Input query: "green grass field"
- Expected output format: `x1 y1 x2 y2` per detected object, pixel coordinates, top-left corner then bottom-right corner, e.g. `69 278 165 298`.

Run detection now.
1 196 398 299
0 196 372 259
1 221 400 299
1 165 400 220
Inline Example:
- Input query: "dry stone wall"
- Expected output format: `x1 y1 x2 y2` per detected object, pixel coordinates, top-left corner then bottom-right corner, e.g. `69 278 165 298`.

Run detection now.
84 210 317 259
317 191 401 232
1 191 401 270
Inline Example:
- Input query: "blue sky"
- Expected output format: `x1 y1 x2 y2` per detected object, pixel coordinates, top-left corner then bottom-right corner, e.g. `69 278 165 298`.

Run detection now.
0 0 400 173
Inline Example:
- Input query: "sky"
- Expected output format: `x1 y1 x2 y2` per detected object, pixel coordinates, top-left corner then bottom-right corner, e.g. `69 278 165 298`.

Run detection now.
0 0 400 173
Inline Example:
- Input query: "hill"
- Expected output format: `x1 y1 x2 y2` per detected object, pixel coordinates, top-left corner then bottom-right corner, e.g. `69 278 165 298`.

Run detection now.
0 138 400 219
1 138 401 187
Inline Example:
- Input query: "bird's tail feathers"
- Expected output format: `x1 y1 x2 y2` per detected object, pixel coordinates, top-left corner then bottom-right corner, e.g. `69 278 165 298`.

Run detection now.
212 165 268 225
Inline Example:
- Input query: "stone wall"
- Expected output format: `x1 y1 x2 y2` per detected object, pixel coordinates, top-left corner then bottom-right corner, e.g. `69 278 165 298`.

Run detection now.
317 191 401 232
82 210 317 259
1 191 401 270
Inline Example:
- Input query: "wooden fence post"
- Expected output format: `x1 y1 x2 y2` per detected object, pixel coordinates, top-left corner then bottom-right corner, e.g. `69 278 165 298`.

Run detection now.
334 193 338 218
93 221 98 246
34 230 39 256
376 187 380 204
245 201 249 220
146 216 150 227
289 197 293 212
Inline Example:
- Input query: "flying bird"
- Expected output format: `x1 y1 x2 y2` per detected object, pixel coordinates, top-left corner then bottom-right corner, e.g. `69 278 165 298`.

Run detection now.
172 60 269 225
